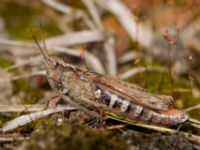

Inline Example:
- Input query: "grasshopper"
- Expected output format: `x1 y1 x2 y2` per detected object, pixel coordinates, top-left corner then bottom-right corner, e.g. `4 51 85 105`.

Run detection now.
31 34 190 126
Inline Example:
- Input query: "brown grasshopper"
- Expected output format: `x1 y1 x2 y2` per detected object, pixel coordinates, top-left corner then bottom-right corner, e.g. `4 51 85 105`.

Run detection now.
32 35 191 126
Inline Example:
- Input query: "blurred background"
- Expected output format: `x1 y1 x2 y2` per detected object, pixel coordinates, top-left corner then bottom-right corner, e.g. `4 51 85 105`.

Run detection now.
0 0 200 149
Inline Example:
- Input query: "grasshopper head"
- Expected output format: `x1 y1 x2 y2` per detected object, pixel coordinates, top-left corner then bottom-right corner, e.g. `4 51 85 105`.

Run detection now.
32 35 70 94
44 56 67 93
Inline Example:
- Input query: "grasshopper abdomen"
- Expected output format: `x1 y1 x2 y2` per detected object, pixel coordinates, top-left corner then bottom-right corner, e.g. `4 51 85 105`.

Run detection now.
95 89 189 126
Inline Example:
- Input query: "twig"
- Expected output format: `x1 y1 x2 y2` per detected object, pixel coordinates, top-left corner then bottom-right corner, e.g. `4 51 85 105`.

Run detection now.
0 136 29 142
42 0 96 29
45 30 104 47
118 51 138 65
42 0 79 15
184 104 200 112
82 0 117 76
10 70 46 80
188 118 200 126
107 124 126 130
95 0 153 47
6 55 43 71
104 36 117 76
2 105 76 132
0 104 47 112
82 0 104 30
0 39 34 50
0 39 105 74
163 30 176 92
0 30 104 48
136 123 200 144
119 66 166 79
107 115 200 144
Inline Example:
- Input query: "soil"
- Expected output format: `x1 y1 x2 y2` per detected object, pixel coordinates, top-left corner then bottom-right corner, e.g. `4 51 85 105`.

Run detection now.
13 118 200 150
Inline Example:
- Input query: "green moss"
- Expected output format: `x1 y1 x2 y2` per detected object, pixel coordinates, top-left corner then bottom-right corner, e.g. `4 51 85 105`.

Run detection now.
0 1 62 39
126 71 192 97
15 117 197 150
122 60 200 119
0 54 13 68
21 119 128 150
14 79 43 104
0 113 18 127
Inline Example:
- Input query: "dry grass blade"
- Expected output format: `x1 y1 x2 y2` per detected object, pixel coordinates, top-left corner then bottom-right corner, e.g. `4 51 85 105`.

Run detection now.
107 115 200 144
119 66 166 79
136 123 200 144
82 0 103 30
42 0 95 29
107 124 126 130
10 70 46 81
2 105 76 132
118 51 138 64
0 104 47 112
0 30 104 49
6 55 43 71
187 118 200 129
45 30 104 47
0 39 105 74
42 0 81 16
104 36 117 76
0 39 33 50
184 104 200 112
96 0 153 47
0 69 12 102
0 136 29 142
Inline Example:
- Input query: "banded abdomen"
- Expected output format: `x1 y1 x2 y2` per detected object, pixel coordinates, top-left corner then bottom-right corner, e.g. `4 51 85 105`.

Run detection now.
94 89 189 126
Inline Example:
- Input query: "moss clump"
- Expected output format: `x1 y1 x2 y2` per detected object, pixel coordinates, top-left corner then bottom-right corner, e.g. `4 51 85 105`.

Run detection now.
19 119 128 150
13 79 43 104
124 64 200 118
16 117 198 150
0 54 13 68
123 132 195 150
0 1 61 39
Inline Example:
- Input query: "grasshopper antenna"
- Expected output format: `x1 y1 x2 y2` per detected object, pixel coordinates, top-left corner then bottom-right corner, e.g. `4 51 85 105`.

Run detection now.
38 21 51 65
39 22 49 56
27 24 50 65
31 33 50 65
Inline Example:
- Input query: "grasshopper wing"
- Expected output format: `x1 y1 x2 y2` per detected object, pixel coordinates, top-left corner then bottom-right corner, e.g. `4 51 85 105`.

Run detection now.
83 72 173 111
